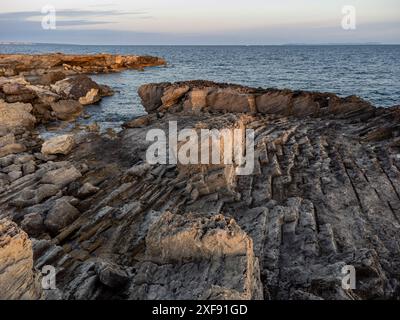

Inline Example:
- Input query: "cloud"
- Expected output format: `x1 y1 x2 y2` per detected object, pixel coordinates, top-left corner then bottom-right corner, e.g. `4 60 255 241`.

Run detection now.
0 9 398 45
0 9 150 28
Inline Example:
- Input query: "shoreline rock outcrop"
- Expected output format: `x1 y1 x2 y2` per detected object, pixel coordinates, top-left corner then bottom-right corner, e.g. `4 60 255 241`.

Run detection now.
0 53 166 77
0 77 400 300
0 219 42 299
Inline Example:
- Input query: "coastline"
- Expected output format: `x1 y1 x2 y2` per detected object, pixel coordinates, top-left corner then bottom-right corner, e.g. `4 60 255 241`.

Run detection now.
1 53 400 300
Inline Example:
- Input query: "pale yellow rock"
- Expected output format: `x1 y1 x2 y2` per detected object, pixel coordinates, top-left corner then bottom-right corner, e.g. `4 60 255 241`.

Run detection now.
79 88 101 106
0 219 42 299
0 99 36 129
41 134 75 155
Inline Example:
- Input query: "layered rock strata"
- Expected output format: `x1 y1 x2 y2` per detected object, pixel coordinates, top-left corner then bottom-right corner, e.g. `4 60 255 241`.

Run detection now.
0 53 166 77
0 80 399 300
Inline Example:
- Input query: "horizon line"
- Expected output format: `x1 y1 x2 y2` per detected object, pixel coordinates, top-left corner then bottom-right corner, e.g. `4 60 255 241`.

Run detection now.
1 41 400 46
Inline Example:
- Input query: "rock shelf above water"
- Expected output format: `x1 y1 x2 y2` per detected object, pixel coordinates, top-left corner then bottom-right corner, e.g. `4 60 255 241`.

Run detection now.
0 53 166 76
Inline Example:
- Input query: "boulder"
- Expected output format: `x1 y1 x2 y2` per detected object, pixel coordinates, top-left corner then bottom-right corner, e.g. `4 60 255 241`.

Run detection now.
36 71 66 85
41 134 75 155
0 100 36 129
44 197 80 233
50 100 83 121
2 83 37 103
79 88 101 106
52 75 101 100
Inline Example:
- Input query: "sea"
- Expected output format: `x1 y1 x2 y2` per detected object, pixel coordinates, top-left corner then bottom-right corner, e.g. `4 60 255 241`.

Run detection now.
1 44 399 133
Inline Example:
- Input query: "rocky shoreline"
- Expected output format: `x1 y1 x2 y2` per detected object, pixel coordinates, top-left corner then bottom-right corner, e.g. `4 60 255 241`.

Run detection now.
1 55 400 300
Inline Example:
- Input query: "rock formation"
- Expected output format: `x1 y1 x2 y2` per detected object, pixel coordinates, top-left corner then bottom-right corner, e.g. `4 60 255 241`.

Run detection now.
0 53 166 76
0 76 400 300
0 219 42 299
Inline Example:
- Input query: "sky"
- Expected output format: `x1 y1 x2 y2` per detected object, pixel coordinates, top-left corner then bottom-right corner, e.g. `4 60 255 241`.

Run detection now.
0 0 399 45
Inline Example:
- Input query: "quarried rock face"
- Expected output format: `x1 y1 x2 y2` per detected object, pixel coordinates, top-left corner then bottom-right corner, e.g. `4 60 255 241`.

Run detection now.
0 219 42 299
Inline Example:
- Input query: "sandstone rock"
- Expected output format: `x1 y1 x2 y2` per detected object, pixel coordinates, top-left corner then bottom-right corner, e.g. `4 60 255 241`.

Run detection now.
183 88 212 112
161 85 190 107
41 134 75 155
0 133 15 147
0 219 42 299
41 166 82 187
122 116 152 128
0 143 26 158
146 212 252 262
50 100 83 121
0 100 36 129
79 88 101 106
132 212 263 300
45 197 80 233
36 71 66 85
0 53 166 76
207 89 251 113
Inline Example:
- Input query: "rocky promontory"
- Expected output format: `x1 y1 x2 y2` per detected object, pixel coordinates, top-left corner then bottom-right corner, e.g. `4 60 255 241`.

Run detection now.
0 53 166 76
1 76 400 300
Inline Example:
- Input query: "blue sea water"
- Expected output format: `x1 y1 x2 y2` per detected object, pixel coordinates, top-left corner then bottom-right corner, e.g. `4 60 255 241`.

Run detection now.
1 44 399 131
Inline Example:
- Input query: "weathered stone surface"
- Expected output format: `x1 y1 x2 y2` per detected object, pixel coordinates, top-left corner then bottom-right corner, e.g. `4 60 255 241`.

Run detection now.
77 182 99 198
130 212 263 300
50 100 83 121
1 80 400 301
138 82 170 112
21 212 45 237
79 88 101 106
161 85 190 107
41 134 75 155
0 100 36 129
0 53 166 76
41 166 82 187
138 81 375 120
0 219 42 299
36 71 66 85
0 143 26 158
44 197 81 233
